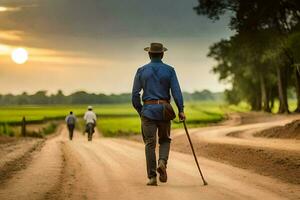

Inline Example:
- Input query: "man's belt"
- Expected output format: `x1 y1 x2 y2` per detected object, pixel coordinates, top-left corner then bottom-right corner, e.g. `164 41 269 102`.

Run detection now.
143 100 170 105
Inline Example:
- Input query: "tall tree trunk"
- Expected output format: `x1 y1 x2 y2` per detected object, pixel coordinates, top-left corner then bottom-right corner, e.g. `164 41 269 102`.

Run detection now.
259 73 271 112
255 91 262 111
269 86 275 112
270 97 275 111
276 65 289 113
250 93 261 111
250 95 257 111
295 66 300 113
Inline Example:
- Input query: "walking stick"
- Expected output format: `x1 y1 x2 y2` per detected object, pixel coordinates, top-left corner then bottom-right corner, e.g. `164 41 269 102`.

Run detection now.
183 120 208 185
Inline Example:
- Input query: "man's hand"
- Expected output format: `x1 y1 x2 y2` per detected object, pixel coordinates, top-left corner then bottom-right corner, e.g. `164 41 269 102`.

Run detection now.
179 112 186 121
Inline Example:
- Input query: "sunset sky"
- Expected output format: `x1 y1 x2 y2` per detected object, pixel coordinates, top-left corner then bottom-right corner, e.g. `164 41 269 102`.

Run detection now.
0 0 233 95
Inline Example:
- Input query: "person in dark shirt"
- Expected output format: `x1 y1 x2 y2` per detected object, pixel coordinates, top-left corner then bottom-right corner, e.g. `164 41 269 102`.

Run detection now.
65 111 76 140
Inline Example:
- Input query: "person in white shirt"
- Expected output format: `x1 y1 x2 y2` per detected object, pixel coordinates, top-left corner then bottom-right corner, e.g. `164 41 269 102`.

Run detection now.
84 106 97 135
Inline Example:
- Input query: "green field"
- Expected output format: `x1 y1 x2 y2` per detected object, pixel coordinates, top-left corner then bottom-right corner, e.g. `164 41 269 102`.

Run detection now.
100 103 250 137
1 100 296 137
0 102 251 137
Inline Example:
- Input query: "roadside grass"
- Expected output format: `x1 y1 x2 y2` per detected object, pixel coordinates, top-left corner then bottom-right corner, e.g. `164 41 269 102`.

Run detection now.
41 122 58 135
0 124 15 137
10 121 60 138
0 122 59 138
24 122 59 138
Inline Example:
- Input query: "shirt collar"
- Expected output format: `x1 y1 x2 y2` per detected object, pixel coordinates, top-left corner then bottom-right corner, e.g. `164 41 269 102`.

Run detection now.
150 58 162 63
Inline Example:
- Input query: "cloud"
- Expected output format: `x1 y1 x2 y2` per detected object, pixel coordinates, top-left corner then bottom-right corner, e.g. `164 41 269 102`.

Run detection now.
0 6 21 12
0 0 232 94
0 30 23 41
0 41 118 67
29 55 117 66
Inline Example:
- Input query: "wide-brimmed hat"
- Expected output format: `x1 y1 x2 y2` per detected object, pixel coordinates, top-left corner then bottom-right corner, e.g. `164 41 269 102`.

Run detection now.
144 43 168 53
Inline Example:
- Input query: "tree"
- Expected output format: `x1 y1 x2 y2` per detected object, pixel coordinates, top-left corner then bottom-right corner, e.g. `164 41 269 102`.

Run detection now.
286 31 300 112
195 0 300 113
31 91 48 104
17 92 29 105
51 90 68 104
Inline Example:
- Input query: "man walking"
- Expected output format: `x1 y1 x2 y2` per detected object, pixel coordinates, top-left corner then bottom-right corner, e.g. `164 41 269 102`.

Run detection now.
84 106 97 137
132 43 185 186
65 111 76 140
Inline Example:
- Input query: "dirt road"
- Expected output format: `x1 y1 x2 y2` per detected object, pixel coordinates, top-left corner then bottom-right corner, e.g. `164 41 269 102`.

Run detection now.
0 115 299 200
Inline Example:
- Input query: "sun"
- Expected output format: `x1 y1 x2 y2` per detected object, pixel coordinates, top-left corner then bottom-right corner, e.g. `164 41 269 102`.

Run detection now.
11 48 29 64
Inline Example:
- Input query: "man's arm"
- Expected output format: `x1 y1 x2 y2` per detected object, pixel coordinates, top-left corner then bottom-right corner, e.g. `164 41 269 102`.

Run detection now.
132 69 143 115
170 68 185 120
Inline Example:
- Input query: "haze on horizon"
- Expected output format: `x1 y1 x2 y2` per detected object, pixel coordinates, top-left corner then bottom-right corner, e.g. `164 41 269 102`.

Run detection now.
0 0 233 95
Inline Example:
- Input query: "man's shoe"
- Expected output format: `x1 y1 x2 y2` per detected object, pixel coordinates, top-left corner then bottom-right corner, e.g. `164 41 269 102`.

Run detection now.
157 160 167 183
146 177 157 186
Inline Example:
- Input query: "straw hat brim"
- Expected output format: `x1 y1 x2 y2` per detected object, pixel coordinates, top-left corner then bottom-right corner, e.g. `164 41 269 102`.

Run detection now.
144 47 168 53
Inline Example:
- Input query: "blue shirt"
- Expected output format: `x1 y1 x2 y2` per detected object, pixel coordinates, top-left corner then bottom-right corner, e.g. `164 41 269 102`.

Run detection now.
132 58 184 120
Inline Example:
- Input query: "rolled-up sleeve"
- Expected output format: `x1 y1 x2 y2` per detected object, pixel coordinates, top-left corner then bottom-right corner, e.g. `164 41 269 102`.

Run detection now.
132 69 143 115
170 68 184 113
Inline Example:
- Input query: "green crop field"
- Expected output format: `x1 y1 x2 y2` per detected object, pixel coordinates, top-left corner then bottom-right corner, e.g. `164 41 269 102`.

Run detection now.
0 104 136 124
99 101 251 137
0 102 251 137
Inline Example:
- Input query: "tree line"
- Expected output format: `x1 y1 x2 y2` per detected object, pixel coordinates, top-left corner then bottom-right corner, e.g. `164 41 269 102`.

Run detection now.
194 0 300 113
0 90 222 105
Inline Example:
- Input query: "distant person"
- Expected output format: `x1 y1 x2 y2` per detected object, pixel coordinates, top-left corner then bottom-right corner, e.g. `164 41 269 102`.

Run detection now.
84 106 97 137
65 111 77 140
132 43 185 186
